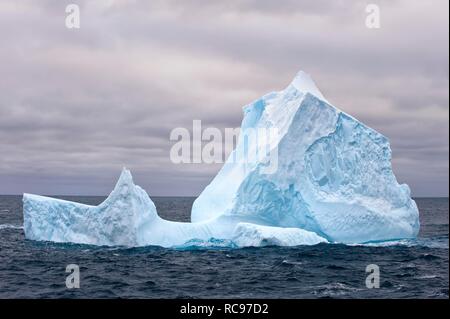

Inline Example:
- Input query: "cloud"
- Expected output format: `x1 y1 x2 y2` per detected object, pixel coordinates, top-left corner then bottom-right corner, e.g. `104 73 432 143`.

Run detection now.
0 0 448 196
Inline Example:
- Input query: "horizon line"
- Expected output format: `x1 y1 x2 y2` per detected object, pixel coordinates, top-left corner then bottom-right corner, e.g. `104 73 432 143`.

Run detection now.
0 194 448 199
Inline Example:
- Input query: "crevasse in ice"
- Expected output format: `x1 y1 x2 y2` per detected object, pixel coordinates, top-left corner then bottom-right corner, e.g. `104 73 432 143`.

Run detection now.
23 71 420 247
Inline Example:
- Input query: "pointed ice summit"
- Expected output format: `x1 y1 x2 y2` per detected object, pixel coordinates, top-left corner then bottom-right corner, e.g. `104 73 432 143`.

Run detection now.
23 71 420 248
291 70 327 101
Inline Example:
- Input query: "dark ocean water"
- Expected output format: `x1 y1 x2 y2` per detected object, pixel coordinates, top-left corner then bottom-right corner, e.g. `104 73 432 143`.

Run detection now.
0 196 448 299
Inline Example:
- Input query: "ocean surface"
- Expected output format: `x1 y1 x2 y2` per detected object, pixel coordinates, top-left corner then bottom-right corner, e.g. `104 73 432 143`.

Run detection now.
0 196 448 299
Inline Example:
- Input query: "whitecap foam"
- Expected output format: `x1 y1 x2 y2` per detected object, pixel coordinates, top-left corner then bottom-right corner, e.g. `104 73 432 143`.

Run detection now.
349 237 449 249
173 238 238 249
0 224 24 230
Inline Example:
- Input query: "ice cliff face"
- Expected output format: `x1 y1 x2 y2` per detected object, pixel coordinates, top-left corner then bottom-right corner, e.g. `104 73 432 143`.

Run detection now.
23 71 420 247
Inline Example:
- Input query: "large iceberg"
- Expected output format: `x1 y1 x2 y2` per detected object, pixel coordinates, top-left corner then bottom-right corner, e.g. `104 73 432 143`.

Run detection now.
23 71 419 247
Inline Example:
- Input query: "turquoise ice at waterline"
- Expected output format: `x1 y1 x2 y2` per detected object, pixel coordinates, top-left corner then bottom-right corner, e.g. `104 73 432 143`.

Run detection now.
23 71 420 248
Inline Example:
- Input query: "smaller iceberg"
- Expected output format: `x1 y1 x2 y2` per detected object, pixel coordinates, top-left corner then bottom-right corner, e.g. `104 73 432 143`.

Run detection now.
24 169 326 247
23 70 420 248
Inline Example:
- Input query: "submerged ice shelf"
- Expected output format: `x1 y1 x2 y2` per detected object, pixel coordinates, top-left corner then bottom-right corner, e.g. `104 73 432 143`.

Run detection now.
23 71 420 248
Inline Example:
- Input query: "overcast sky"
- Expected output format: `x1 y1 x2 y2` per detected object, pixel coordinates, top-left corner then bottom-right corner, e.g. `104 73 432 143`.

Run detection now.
0 0 448 197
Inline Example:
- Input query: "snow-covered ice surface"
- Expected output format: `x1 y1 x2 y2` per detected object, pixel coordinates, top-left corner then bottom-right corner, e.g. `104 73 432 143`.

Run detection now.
23 71 419 248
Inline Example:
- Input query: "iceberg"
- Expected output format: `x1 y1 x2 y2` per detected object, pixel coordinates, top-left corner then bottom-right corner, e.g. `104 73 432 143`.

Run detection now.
23 169 328 247
23 71 420 247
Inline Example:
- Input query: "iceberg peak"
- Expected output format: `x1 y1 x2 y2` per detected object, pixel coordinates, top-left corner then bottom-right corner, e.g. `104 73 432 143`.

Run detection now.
116 167 133 186
290 70 326 102
105 167 138 200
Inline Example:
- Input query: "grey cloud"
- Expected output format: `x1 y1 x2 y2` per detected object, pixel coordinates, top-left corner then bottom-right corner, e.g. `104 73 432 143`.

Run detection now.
0 0 448 196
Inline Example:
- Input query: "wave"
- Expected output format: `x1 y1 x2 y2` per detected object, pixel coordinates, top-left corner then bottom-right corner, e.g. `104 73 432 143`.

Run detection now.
172 238 238 250
0 224 24 230
350 237 449 249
